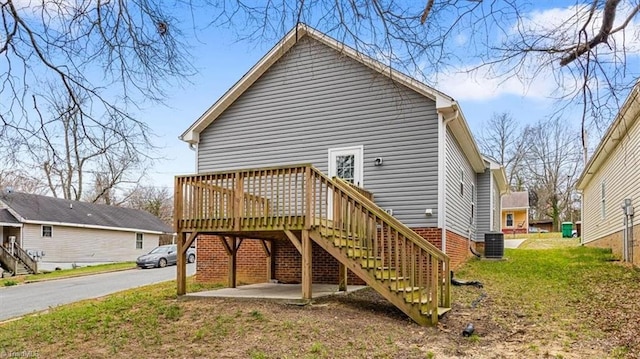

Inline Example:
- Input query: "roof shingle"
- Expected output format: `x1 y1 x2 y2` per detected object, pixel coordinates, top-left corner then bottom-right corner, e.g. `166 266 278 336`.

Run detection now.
0 191 172 233
501 191 529 209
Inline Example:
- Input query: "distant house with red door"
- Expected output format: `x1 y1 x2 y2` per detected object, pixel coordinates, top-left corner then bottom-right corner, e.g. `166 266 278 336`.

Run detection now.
501 191 529 234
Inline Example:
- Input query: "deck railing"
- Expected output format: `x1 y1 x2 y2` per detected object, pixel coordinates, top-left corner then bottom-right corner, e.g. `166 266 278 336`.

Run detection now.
0 246 18 275
174 164 450 311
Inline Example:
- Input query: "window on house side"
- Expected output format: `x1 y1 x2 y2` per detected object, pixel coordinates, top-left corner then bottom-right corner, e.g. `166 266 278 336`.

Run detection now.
601 181 606 219
506 213 514 227
470 184 475 224
42 225 52 237
460 169 464 196
136 233 144 249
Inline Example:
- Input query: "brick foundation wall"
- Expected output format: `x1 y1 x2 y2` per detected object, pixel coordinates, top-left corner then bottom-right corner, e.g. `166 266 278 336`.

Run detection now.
195 235 268 285
584 225 640 266
273 240 364 285
196 234 365 286
445 230 472 269
195 227 472 286
502 228 528 235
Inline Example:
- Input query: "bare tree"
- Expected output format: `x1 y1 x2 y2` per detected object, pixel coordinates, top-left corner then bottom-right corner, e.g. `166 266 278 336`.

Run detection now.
478 113 528 190
207 1 640 139
524 117 583 231
124 185 173 225
1 0 190 161
24 91 152 202
0 169 46 194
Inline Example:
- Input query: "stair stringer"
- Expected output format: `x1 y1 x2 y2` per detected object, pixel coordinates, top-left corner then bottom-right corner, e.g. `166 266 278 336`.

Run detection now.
308 229 432 326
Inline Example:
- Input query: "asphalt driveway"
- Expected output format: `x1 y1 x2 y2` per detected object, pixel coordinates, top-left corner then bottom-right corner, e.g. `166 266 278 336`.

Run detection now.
0 263 195 321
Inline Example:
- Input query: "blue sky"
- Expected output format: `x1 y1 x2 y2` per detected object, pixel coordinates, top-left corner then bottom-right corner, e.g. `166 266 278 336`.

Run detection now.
140 2 639 189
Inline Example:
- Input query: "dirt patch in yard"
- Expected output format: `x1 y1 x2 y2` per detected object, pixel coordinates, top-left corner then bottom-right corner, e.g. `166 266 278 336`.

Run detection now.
2 245 640 358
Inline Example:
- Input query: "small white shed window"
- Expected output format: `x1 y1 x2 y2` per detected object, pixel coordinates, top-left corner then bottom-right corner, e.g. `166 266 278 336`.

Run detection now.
136 233 144 249
42 225 52 237
601 181 606 219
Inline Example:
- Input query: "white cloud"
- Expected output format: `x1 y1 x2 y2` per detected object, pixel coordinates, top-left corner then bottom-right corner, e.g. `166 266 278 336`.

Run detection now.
516 3 640 57
431 65 558 102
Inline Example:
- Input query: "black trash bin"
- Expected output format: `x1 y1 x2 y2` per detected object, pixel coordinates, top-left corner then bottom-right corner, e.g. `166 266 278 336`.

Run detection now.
484 232 504 259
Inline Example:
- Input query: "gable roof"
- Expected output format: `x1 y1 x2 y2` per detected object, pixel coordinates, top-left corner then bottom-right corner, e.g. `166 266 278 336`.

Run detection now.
482 156 509 194
577 82 640 190
0 208 20 226
0 191 172 234
501 191 529 210
180 23 486 172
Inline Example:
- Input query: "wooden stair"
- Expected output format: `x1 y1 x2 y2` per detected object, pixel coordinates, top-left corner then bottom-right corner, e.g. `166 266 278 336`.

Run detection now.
174 164 450 325
310 222 450 326
0 245 37 276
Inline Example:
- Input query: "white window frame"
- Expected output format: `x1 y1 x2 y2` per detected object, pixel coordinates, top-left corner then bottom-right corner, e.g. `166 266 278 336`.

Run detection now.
506 212 514 228
328 145 364 186
136 232 144 249
41 225 52 238
601 181 606 219
460 169 464 196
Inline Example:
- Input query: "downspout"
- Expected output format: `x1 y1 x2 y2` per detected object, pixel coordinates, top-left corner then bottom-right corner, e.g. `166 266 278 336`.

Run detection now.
440 109 458 254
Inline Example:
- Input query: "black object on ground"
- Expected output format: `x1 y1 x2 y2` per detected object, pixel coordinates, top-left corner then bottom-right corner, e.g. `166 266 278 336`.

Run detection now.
451 271 483 288
462 323 475 337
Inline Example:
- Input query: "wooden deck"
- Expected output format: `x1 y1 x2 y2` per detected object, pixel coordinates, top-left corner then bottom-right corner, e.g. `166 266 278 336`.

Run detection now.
173 164 451 325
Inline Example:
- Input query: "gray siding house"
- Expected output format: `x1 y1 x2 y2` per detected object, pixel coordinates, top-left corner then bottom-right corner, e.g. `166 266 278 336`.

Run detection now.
180 24 508 269
0 191 172 272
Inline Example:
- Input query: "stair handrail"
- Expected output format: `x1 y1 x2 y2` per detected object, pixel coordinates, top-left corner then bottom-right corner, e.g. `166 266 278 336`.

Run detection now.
13 244 37 274
311 167 448 262
0 245 18 275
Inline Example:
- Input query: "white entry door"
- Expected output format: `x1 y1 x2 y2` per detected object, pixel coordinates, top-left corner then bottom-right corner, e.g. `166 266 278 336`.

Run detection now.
328 146 363 221
328 146 364 186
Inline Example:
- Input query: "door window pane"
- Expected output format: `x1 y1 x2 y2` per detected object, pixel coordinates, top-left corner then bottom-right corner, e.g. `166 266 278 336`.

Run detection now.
336 155 355 183
506 213 514 227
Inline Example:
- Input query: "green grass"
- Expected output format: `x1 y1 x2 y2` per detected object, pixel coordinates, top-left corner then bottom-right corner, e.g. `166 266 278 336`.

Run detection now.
455 246 618 321
1 242 638 358
0 262 136 286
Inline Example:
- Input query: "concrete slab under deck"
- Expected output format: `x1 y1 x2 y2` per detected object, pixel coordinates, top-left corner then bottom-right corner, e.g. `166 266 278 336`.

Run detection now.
185 282 367 301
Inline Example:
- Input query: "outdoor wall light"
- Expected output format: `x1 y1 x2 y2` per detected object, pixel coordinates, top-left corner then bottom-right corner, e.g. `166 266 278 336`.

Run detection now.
374 157 383 166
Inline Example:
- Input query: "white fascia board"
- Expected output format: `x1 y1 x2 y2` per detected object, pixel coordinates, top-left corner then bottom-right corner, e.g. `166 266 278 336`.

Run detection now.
21 220 166 235
0 222 22 227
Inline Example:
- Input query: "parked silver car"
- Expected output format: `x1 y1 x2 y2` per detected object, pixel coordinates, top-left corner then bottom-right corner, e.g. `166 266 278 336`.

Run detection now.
136 244 196 269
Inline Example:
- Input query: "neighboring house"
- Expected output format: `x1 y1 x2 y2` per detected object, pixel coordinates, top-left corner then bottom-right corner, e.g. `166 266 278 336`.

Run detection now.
577 83 640 265
501 191 529 234
174 24 507 325
0 190 172 273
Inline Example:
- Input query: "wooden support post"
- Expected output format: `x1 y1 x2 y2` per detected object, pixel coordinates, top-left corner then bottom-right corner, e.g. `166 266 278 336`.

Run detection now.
261 240 272 281
301 230 312 300
224 236 239 288
304 166 312 229
177 231 187 295
338 262 347 292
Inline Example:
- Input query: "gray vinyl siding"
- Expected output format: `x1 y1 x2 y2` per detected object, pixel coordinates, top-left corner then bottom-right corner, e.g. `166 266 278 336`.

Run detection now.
197 37 440 227
445 127 476 238
475 170 491 242
21 224 159 263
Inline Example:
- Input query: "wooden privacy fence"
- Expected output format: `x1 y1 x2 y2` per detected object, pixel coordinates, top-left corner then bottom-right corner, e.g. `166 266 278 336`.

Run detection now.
174 163 450 312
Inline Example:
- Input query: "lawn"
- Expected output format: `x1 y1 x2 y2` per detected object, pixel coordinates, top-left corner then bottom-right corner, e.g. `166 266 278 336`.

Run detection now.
1 243 639 358
1 262 136 287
